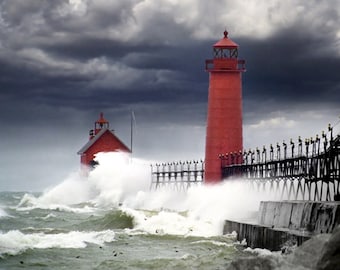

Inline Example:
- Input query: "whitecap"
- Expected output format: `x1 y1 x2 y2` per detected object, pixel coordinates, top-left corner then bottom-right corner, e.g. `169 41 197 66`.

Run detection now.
122 207 220 237
244 247 279 257
16 193 96 213
41 213 57 220
0 207 9 218
191 239 234 247
0 229 115 256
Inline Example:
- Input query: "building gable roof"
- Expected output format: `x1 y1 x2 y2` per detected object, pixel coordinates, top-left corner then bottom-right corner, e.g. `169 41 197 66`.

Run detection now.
77 128 130 155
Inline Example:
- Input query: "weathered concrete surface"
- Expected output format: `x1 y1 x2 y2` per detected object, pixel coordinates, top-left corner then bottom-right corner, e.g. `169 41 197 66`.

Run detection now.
224 201 340 251
223 220 311 251
258 201 340 233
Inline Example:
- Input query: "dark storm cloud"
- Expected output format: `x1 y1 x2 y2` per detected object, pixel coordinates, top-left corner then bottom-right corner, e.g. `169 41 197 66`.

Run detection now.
0 0 337 122
240 27 340 123
0 1 199 116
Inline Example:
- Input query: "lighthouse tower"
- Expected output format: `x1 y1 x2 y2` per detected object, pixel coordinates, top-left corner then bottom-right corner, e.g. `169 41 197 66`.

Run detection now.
204 31 246 183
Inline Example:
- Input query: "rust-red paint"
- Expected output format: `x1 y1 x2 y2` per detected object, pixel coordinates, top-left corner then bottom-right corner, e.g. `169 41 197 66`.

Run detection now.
204 31 245 183
79 113 130 166
81 129 130 165
213 31 239 48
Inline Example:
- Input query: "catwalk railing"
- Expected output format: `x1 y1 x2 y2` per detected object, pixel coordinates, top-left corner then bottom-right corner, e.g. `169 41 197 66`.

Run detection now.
150 124 340 200
150 160 204 190
220 125 340 201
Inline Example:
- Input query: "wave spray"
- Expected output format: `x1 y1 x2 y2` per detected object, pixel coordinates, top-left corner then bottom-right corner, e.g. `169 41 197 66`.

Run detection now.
19 152 276 237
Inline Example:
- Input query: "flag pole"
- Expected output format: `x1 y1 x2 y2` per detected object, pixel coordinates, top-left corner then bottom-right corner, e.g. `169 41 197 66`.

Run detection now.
130 110 133 155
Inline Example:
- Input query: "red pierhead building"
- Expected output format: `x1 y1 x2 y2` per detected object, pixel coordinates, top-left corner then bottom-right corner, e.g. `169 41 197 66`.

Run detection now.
77 113 131 166
204 31 246 183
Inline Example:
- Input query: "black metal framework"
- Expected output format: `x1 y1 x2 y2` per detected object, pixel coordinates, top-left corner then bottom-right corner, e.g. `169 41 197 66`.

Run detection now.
149 125 340 200
220 126 340 201
213 47 238 59
150 160 204 190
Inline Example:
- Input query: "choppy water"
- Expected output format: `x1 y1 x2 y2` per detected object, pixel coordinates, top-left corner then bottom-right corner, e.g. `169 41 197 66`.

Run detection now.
0 153 337 269
0 192 244 269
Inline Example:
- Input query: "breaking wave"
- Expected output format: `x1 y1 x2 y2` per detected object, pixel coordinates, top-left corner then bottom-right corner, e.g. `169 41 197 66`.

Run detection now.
78 209 135 231
0 230 115 257
3 151 340 269
16 152 278 237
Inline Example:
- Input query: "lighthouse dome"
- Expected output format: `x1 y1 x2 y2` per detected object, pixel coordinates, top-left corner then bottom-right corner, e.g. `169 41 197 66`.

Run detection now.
213 31 239 48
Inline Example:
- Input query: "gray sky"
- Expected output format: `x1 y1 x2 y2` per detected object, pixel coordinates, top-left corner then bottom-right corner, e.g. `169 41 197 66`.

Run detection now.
0 0 339 191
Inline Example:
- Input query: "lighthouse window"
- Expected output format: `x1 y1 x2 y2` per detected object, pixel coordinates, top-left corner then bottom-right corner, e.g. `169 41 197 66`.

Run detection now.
213 48 221 58
213 48 238 59
230 48 238 58
215 48 226 58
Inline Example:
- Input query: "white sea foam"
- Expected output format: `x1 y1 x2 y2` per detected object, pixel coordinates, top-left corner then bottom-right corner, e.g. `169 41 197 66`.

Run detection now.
191 239 235 247
21 152 278 237
119 179 275 236
87 152 151 208
0 229 115 256
16 171 97 213
41 213 57 220
244 247 278 257
16 152 149 211
123 208 217 237
0 207 8 218
16 193 96 213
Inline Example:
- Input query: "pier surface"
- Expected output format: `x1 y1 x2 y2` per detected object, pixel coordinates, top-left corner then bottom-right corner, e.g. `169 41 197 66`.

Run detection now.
224 201 340 251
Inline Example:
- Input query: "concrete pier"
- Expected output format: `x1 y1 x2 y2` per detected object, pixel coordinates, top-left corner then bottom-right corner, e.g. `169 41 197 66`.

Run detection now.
223 201 340 251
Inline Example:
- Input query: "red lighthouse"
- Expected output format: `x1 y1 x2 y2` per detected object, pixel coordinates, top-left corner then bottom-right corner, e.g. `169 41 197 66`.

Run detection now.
204 31 246 183
77 113 131 167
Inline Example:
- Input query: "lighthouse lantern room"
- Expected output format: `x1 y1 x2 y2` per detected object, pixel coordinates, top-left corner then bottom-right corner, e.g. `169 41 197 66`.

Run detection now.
204 31 246 183
77 113 131 167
